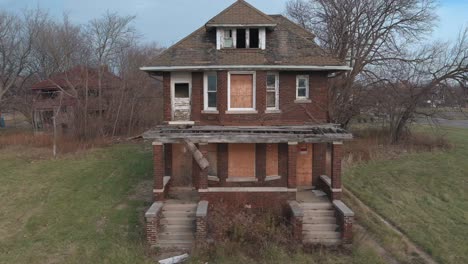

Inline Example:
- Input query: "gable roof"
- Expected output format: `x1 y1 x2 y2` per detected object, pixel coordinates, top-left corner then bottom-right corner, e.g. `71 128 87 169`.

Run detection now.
142 1 350 72
206 0 276 27
32 66 120 90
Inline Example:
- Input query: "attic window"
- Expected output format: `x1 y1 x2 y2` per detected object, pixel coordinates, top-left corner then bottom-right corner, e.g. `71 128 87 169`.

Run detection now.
218 28 265 50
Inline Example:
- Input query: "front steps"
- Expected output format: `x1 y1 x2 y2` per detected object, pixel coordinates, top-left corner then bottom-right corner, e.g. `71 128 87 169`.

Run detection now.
157 201 197 249
301 202 341 246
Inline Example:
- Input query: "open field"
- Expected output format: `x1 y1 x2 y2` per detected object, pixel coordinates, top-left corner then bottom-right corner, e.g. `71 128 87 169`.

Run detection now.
0 140 386 263
344 126 468 264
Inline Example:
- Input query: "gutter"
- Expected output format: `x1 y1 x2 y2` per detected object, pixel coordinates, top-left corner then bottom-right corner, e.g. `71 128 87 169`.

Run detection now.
140 65 353 72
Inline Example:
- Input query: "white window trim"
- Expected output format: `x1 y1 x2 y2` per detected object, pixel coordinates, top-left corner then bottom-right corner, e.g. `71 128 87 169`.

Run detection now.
203 72 217 111
228 71 256 111
296 75 310 100
170 72 192 120
216 27 265 50
266 72 279 110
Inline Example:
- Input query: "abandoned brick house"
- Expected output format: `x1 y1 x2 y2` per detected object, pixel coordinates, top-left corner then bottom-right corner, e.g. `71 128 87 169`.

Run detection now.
141 0 354 249
31 66 119 133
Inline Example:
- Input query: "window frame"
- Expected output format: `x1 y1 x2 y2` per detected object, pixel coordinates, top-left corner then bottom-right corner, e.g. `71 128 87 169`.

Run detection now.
227 71 256 111
296 75 310 100
266 72 279 110
203 72 218 111
223 29 234 48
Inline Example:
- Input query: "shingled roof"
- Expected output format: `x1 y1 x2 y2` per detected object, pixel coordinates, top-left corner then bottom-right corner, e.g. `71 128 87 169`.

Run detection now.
142 0 349 72
206 0 277 26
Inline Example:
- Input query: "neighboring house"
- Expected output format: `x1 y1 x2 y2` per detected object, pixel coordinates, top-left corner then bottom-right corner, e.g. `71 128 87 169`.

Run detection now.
31 66 119 133
141 0 354 249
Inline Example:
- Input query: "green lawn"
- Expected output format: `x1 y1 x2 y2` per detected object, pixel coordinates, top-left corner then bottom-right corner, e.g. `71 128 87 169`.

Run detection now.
344 126 468 264
0 143 385 264
0 144 154 264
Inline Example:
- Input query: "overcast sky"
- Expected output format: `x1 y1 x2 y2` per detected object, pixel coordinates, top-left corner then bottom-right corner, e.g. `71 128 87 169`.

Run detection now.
0 0 467 47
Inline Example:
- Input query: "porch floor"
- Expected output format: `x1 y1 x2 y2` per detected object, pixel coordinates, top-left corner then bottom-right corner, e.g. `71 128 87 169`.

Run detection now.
296 187 330 203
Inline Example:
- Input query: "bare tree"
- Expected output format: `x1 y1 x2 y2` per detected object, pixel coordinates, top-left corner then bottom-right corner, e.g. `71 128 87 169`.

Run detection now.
86 12 137 134
0 9 48 107
286 0 438 126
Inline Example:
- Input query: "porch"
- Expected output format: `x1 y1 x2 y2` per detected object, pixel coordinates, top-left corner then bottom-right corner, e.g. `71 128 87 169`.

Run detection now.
143 125 354 248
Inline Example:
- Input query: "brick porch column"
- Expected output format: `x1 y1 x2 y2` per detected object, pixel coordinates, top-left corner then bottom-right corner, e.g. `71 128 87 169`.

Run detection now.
288 142 298 188
217 143 228 184
199 143 209 190
192 144 200 189
256 143 266 182
164 144 172 176
312 143 327 187
153 142 165 201
331 141 343 200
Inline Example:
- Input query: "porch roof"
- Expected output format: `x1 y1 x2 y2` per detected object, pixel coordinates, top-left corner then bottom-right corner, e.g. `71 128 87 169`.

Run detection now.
143 124 352 144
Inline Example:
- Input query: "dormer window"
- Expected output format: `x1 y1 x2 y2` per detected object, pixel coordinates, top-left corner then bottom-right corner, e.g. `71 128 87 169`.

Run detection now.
217 28 266 50
224 29 234 48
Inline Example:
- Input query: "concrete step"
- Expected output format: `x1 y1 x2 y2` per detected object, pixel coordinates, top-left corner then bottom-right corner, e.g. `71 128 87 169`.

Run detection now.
162 211 196 217
303 238 342 246
160 217 195 225
303 231 341 240
303 210 335 217
161 224 194 233
157 239 194 249
302 216 336 224
301 203 333 210
164 204 197 209
302 224 339 232
159 232 194 240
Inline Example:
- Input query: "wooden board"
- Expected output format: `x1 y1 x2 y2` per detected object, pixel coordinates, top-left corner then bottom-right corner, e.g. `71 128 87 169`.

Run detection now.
171 143 193 186
230 74 253 108
206 144 218 176
297 143 313 187
266 144 279 176
228 143 255 177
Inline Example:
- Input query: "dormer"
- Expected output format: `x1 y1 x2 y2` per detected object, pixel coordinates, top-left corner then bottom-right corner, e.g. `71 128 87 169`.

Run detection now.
205 0 277 50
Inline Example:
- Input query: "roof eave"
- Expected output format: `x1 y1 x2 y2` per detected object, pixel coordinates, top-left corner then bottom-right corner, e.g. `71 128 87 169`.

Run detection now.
205 23 277 28
140 65 353 72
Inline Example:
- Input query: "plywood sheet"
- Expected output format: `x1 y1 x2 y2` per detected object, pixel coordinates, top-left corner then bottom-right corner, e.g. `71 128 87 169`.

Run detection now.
297 143 313 186
206 144 218 176
228 143 255 177
172 143 193 186
266 144 279 176
230 74 253 108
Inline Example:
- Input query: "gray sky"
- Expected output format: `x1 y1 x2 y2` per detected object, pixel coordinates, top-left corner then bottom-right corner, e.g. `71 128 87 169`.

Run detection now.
0 0 467 47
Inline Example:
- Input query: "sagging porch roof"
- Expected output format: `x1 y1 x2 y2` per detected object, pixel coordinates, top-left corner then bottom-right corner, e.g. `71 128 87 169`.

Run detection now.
143 125 352 144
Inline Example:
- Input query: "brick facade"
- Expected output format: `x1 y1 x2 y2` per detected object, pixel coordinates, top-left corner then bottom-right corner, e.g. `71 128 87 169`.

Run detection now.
312 143 327 187
162 71 329 126
331 142 343 200
287 143 297 188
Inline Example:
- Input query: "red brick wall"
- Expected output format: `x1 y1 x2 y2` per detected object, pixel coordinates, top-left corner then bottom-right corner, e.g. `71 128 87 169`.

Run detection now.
161 71 329 125
312 143 327 187
163 72 171 121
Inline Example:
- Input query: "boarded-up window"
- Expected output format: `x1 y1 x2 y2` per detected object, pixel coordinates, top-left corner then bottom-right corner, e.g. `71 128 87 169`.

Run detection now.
297 143 313 186
230 74 254 109
228 143 255 177
206 144 218 176
266 144 279 176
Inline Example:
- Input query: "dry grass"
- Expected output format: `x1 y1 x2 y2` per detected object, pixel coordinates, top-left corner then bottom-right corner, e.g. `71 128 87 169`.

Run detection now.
0 130 110 154
344 127 451 167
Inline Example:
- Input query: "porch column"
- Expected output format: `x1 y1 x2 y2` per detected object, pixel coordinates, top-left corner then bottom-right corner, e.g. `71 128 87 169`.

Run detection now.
164 144 172 176
288 142 298 189
153 142 165 200
217 143 228 184
331 141 343 200
192 144 200 189
198 143 209 190
256 143 267 182
312 143 327 187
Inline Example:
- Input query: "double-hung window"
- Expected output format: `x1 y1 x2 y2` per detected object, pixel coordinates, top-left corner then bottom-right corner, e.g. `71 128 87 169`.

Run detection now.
296 75 309 100
266 72 279 110
204 72 217 110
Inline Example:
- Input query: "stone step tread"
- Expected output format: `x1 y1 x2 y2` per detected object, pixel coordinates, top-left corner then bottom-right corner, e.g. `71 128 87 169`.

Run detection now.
303 238 341 246
303 233 341 240
157 240 194 246
163 212 196 216
159 234 195 240
302 224 339 231
161 224 194 230
160 219 195 225
303 211 335 216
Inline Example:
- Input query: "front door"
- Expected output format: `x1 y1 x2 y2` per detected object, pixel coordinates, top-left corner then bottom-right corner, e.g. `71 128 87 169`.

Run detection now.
173 83 191 121
297 143 313 187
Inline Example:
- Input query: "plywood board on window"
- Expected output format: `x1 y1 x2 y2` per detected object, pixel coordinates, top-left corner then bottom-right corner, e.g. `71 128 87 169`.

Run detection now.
266 143 279 176
297 143 313 187
206 144 218 176
228 143 255 177
172 143 193 186
230 74 253 108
